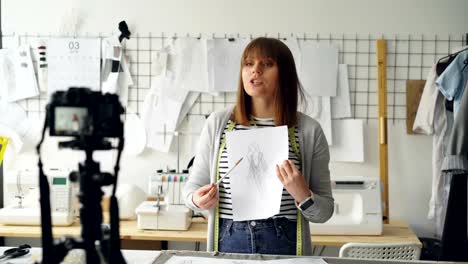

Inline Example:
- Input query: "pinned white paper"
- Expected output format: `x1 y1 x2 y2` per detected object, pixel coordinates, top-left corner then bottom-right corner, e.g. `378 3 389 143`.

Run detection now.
0 45 39 102
302 96 332 145
331 64 352 118
207 38 249 92
48 38 101 95
226 126 288 221
281 38 301 73
329 119 364 162
172 38 210 93
124 114 146 156
299 41 338 97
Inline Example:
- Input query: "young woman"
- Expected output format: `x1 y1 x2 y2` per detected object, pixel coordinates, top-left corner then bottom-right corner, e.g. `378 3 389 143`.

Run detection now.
183 37 334 255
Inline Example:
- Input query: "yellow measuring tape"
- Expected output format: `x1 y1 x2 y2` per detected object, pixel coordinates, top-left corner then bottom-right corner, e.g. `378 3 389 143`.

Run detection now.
214 122 303 256
0 136 9 165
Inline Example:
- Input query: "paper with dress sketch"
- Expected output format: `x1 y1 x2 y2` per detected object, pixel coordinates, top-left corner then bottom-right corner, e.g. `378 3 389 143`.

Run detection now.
331 64 352 118
142 76 188 153
226 126 288 221
207 38 249 92
165 256 327 264
47 38 100 95
298 41 338 97
172 38 210 93
281 38 301 73
329 119 364 162
0 45 39 102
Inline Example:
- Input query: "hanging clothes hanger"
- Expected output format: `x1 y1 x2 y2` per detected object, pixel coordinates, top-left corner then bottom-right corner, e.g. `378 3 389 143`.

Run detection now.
436 46 468 75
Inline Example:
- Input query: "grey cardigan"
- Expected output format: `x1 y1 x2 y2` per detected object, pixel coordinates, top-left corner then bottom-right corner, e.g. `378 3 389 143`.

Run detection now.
183 106 334 255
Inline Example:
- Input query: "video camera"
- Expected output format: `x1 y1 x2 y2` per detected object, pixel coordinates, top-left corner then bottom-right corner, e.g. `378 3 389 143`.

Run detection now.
48 87 124 138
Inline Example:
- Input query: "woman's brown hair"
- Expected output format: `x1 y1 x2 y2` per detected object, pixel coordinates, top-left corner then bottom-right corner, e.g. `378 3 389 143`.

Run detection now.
233 37 305 127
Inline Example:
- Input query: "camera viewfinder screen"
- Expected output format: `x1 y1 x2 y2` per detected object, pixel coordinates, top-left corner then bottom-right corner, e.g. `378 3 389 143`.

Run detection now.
54 107 89 135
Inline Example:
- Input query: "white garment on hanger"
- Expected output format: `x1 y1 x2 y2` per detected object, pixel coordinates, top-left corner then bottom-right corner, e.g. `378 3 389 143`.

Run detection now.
414 65 449 238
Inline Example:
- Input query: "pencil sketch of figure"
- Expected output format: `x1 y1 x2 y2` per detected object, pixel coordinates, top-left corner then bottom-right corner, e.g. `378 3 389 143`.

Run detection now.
246 143 267 194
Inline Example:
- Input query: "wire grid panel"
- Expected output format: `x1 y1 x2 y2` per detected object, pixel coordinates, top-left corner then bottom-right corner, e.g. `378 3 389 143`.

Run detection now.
1 33 466 124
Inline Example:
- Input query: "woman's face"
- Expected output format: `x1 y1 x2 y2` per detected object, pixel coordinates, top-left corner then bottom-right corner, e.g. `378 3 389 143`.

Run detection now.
241 55 279 101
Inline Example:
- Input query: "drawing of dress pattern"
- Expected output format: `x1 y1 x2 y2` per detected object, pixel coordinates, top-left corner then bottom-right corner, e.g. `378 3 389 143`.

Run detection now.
246 143 268 195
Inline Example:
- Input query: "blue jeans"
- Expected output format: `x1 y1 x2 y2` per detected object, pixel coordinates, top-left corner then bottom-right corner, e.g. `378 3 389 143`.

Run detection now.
218 217 297 255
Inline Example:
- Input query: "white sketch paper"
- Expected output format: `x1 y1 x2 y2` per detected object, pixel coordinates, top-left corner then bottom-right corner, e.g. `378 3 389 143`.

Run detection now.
0 45 39 102
298 41 338 97
331 64 352 118
207 38 249 92
172 38 210 93
329 119 364 162
226 126 288 221
48 38 101 96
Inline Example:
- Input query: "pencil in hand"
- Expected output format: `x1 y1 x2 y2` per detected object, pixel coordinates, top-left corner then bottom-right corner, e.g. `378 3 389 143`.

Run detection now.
215 157 243 185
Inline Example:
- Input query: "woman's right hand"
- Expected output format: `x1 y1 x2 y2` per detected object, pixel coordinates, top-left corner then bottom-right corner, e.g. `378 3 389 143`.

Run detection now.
192 183 218 209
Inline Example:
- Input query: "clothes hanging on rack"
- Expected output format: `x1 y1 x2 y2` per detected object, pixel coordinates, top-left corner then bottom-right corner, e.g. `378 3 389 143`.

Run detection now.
435 49 468 118
416 47 468 239
438 64 468 261
441 68 468 172
413 64 450 238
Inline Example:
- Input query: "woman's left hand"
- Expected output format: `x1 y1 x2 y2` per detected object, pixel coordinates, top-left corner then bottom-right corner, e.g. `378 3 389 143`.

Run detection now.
276 160 311 203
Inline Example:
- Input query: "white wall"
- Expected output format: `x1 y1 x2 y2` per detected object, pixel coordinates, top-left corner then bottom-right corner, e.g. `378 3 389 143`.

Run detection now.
3 0 468 244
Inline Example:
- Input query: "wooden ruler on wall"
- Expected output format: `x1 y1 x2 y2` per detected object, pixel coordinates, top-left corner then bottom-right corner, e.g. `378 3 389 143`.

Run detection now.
376 40 389 224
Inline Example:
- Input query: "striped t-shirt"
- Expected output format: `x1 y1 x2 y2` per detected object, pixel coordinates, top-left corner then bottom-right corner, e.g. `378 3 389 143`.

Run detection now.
218 117 301 220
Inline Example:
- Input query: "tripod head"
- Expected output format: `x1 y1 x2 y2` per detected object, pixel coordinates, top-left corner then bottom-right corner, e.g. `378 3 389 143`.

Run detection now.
36 87 126 264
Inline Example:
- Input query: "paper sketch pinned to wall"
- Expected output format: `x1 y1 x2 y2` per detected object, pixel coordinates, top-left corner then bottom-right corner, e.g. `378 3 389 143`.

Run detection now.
298 41 338 97
172 38 210 93
165 256 328 264
331 64 352 119
329 119 364 162
0 45 39 102
207 38 249 92
300 95 332 145
48 38 101 96
226 126 288 221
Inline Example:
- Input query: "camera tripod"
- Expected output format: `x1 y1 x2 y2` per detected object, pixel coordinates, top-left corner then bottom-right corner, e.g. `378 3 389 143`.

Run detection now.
37 116 126 264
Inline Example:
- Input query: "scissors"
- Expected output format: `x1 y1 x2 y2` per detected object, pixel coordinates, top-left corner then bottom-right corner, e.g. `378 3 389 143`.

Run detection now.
0 244 31 262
